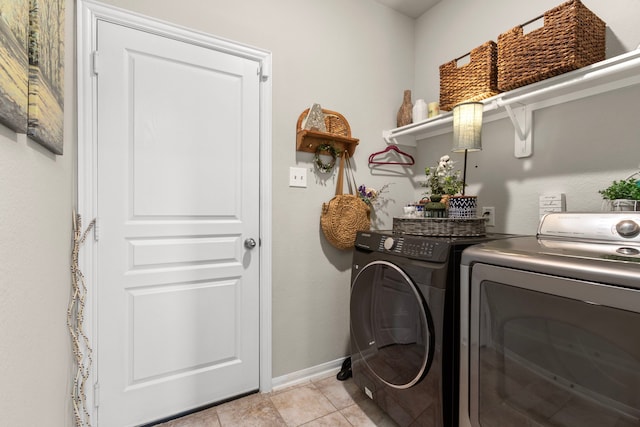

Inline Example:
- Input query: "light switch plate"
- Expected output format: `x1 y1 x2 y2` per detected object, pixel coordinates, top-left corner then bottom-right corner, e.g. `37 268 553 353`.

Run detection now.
289 167 307 188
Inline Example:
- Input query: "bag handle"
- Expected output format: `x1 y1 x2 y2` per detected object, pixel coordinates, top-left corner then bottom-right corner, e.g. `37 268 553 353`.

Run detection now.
345 153 358 195
335 151 346 196
334 151 359 196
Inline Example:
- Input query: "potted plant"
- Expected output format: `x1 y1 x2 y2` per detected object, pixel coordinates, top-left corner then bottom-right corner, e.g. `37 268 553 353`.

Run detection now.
423 155 477 218
598 173 640 211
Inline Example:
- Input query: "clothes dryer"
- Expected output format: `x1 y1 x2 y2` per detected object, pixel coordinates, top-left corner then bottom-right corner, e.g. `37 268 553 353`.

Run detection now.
459 213 640 427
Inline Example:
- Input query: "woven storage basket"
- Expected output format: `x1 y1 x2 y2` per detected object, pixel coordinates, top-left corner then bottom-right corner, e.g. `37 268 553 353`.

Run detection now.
497 0 605 92
439 41 500 111
393 217 486 237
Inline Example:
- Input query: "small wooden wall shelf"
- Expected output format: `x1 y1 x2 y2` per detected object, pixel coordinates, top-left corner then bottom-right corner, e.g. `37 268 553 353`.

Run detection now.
296 108 359 157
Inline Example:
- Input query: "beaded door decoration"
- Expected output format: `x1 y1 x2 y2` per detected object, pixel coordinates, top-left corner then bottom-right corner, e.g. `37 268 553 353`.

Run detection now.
69 212 96 427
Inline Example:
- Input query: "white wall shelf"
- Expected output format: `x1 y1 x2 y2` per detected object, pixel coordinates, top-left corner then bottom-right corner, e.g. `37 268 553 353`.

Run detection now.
383 48 640 157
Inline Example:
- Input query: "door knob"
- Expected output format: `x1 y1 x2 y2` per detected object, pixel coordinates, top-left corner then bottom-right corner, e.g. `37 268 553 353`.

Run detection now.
244 238 257 249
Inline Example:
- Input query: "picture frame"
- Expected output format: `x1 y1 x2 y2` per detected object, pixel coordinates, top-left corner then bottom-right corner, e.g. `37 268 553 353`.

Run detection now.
0 0 30 133
27 0 65 155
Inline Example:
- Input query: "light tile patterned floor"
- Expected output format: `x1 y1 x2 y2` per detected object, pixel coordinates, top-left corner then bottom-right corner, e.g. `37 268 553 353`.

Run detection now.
155 373 399 427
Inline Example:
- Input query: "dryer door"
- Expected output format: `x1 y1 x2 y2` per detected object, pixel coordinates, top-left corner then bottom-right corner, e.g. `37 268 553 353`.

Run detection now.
351 260 435 389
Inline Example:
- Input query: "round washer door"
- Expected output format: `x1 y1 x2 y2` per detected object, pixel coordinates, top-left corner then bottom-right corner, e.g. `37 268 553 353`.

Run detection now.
350 260 435 389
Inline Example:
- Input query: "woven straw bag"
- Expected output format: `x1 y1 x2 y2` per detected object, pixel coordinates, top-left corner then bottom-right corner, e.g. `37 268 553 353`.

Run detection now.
321 152 370 250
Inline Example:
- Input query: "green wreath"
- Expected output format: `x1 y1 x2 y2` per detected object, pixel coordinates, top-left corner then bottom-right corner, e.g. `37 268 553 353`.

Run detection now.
314 144 341 173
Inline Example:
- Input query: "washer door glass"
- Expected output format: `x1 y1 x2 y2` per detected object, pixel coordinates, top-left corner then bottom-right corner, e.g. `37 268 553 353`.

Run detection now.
351 260 435 389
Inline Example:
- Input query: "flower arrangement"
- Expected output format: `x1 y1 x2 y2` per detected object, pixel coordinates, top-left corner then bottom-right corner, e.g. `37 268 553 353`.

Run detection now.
358 183 391 207
422 155 465 196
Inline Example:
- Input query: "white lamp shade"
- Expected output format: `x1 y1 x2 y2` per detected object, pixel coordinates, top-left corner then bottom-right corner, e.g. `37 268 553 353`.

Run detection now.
452 102 483 152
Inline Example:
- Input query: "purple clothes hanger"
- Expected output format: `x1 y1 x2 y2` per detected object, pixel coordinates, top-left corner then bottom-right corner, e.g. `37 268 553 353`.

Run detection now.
368 145 415 165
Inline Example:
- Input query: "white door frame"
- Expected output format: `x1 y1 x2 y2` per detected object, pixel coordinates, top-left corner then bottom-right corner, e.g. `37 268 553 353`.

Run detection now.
76 0 273 417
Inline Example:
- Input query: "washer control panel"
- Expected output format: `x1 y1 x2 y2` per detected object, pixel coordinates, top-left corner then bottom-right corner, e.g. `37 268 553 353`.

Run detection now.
376 235 449 262
539 212 640 243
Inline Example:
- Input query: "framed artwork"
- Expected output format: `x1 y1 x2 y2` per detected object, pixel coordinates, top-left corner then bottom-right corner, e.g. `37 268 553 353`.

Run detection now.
28 0 65 155
0 0 29 133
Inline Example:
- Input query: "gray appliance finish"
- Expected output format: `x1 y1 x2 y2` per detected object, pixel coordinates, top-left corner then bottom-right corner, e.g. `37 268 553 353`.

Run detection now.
350 230 518 427
459 212 640 427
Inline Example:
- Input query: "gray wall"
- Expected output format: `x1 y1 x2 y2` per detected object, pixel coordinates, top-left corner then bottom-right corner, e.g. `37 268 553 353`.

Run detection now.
412 0 640 234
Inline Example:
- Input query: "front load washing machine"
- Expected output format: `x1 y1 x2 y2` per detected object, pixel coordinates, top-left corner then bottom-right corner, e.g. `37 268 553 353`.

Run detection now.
350 230 518 426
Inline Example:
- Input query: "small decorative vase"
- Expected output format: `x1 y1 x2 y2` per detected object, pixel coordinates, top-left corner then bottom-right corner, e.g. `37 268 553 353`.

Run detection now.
397 90 413 127
429 194 442 203
448 196 478 218
412 99 427 123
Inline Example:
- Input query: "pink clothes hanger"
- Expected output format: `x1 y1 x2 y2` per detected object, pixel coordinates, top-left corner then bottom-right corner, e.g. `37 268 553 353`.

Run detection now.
368 145 415 165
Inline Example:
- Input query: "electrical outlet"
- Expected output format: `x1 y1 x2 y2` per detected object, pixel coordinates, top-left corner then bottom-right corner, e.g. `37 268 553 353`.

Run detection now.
482 206 495 227
289 167 307 188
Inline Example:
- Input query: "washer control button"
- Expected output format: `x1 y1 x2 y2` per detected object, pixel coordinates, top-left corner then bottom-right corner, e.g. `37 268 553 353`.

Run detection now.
383 237 395 251
616 220 640 238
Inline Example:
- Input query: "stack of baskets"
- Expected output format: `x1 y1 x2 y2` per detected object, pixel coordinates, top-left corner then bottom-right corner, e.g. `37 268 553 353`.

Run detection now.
439 0 606 111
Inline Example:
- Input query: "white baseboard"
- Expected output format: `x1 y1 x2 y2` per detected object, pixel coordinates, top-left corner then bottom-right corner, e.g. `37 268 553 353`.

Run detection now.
270 357 347 391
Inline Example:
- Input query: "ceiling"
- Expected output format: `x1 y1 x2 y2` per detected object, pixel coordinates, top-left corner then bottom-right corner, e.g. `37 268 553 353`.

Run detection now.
373 0 442 18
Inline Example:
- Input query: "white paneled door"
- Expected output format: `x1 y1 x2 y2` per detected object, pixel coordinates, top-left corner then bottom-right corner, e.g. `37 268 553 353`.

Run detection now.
95 20 260 426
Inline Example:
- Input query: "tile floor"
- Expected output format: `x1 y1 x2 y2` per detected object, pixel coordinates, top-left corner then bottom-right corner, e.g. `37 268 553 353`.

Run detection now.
154 372 399 427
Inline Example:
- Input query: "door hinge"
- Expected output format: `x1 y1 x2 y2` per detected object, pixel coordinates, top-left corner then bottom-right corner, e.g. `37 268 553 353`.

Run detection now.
93 218 100 242
94 382 100 408
257 63 269 82
92 51 100 75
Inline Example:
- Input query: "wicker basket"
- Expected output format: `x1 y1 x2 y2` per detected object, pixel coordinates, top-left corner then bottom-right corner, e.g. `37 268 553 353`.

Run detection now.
297 108 351 137
497 0 605 92
295 108 359 157
439 41 500 111
393 217 486 237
